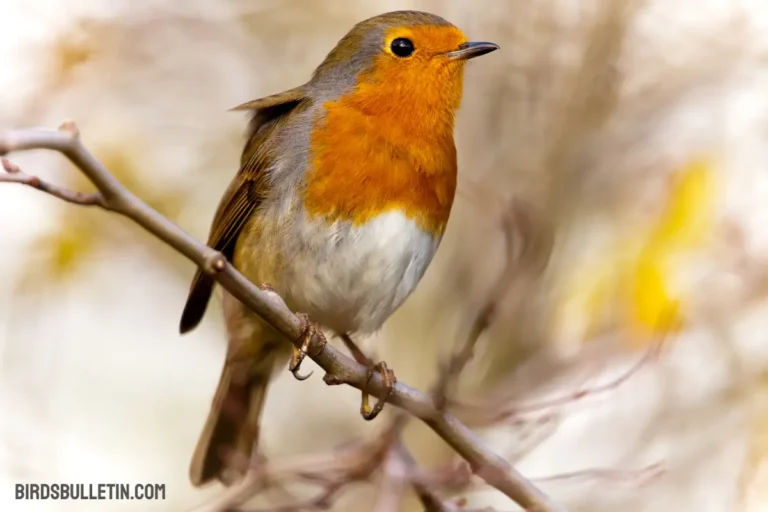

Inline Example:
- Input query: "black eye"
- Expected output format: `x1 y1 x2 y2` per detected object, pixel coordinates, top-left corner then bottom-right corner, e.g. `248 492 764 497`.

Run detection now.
390 38 415 58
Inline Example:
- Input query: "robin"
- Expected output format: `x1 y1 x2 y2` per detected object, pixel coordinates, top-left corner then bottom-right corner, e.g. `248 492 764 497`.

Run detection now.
180 10 498 487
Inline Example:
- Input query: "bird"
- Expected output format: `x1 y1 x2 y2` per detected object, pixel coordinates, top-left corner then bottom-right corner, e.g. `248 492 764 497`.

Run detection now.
179 10 498 487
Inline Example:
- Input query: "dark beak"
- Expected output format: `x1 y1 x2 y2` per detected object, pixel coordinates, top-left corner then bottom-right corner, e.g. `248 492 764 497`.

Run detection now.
444 41 499 61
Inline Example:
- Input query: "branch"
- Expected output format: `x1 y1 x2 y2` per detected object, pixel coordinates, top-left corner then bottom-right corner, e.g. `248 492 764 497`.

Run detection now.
0 156 104 206
372 446 409 512
455 328 665 427
396 445 474 512
0 124 565 512
194 416 483 512
432 197 526 409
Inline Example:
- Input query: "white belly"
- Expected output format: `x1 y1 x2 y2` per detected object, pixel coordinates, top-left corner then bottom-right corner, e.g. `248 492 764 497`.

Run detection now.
280 210 440 335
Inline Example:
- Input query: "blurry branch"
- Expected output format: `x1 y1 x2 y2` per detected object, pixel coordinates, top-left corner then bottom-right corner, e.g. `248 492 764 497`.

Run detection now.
534 462 664 487
456 333 665 427
192 418 403 512
432 196 527 410
193 415 489 512
397 444 488 512
372 442 409 512
545 0 642 222
0 124 565 512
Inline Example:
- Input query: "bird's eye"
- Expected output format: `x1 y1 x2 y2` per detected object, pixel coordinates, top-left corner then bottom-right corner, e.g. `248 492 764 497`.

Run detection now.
390 38 415 58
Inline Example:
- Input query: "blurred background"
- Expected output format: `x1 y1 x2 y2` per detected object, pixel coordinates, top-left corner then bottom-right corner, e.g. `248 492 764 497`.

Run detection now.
2 0 768 510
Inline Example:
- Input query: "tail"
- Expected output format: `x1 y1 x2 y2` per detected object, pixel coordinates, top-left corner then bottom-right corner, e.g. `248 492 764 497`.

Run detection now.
180 270 214 334
189 362 270 487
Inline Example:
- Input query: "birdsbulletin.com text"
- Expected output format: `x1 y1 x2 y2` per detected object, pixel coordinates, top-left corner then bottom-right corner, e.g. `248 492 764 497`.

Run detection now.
16 483 166 501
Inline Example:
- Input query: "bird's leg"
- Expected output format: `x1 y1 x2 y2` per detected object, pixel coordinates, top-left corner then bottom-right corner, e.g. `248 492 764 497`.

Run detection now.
288 313 326 381
340 334 397 421
257 283 325 382
361 361 396 420
340 333 374 366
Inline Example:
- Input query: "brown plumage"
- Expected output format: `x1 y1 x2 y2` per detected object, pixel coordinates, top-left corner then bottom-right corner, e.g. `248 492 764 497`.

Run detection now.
180 87 310 335
183 89 310 486
181 10 497 487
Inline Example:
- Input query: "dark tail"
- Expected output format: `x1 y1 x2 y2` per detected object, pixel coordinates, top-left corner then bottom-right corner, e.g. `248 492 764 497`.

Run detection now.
188 362 270 487
180 270 215 334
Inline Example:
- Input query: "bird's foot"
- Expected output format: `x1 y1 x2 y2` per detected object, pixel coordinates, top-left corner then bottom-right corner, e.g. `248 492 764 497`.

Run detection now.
339 334 396 421
361 360 396 421
288 313 326 381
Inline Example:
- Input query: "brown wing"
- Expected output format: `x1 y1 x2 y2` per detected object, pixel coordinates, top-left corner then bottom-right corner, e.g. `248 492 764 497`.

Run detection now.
179 87 309 334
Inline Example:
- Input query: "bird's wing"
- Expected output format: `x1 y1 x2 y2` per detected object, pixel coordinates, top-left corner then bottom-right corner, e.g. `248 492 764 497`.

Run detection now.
179 86 310 334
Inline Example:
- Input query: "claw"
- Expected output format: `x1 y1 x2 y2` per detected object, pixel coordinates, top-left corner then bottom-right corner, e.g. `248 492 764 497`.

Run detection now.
288 313 325 381
339 334 397 421
361 361 396 421
290 358 313 381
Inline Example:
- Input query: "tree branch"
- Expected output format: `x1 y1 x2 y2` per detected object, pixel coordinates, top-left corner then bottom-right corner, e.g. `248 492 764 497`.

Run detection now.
455 329 665 427
432 197 526 409
0 123 565 512
0 156 104 206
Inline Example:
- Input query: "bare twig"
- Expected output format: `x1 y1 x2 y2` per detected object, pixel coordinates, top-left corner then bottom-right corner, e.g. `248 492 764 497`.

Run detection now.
191 417 404 512
456 332 665 427
0 156 104 206
533 462 664 486
434 201 517 409
397 445 466 512
205 415 469 512
372 447 409 512
0 124 565 512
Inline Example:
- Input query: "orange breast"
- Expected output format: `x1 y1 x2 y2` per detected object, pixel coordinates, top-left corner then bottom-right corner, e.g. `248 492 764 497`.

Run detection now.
304 90 458 236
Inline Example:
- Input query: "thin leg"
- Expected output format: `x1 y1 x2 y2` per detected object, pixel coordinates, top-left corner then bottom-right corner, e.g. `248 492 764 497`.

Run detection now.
341 333 374 366
361 361 396 420
257 283 318 381
288 313 325 381
340 333 397 421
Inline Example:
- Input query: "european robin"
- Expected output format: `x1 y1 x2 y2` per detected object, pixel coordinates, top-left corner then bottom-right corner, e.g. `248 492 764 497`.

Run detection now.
180 10 498 487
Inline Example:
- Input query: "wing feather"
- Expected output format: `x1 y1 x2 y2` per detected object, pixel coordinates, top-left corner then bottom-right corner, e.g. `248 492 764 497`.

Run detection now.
179 87 309 333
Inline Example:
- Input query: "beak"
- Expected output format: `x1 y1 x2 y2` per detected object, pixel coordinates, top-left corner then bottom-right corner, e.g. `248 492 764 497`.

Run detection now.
443 41 499 61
